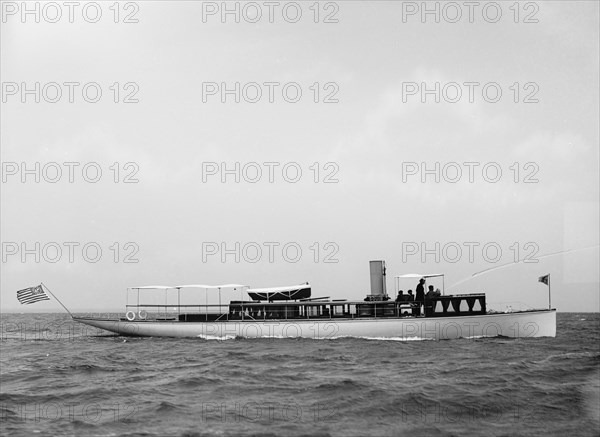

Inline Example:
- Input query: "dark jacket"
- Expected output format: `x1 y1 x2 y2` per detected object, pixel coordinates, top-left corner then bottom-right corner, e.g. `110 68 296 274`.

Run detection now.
415 283 425 302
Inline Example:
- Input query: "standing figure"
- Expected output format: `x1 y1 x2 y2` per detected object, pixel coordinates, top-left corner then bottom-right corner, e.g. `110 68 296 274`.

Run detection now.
415 278 426 315
416 278 426 302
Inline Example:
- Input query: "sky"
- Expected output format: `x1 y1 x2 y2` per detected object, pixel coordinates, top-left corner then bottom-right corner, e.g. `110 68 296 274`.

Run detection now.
1 1 598 313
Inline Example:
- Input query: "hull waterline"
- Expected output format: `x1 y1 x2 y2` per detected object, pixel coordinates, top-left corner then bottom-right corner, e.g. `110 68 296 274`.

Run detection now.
73 309 556 340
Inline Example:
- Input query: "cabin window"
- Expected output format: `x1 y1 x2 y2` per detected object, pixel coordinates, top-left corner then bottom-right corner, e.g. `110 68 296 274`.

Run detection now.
306 306 320 317
332 305 344 316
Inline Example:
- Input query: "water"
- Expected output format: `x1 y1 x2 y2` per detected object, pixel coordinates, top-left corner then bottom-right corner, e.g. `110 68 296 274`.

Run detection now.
1 313 598 437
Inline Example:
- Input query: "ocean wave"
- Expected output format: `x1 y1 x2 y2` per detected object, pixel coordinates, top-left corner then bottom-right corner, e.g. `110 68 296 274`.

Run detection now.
534 351 600 364
313 379 369 392
171 375 223 388
2 312 598 437
195 334 238 340
154 401 183 413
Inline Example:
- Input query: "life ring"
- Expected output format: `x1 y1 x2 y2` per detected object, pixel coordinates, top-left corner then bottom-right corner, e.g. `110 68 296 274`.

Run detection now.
126 311 136 321
138 310 148 320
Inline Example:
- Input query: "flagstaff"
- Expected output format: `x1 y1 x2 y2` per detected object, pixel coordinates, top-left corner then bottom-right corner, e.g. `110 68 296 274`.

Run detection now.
548 275 551 310
16 283 74 317
41 282 74 317
538 274 551 310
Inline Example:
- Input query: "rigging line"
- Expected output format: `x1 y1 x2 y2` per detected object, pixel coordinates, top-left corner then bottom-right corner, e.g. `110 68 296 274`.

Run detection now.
446 244 599 290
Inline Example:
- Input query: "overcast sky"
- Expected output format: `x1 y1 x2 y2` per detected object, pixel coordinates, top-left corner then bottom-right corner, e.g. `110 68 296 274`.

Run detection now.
1 1 598 313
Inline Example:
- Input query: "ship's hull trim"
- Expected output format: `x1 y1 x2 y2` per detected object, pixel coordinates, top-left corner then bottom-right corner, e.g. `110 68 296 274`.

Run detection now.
73 309 556 340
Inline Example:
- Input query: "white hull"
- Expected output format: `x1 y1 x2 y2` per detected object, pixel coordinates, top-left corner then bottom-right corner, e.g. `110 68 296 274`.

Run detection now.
73 310 556 340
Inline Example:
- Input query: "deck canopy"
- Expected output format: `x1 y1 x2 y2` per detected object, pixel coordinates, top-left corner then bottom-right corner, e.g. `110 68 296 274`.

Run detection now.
174 284 247 290
130 284 247 290
130 285 175 290
394 273 445 295
394 274 444 279
247 283 311 301
246 284 310 293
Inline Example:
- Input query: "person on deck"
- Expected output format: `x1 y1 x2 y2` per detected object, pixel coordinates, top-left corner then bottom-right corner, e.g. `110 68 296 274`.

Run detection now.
426 285 441 299
415 278 426 302
407 289 419 315
424 285 441 316
396 290 406 303
414 278 426 316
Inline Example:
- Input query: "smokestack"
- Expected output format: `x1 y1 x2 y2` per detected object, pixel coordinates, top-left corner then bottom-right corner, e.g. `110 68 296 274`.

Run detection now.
369 260 387 297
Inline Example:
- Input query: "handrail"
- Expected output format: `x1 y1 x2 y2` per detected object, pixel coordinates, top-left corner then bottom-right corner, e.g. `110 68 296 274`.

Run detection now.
125 293 486 309
121 294 486 322
125 300 398 308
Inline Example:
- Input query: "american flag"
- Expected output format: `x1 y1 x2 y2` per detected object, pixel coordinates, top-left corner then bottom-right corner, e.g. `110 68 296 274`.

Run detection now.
17 285 50 305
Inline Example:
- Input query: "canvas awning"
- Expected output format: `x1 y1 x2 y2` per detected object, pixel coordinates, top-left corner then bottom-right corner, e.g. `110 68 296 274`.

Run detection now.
174 284 247 290
130 284 247 290
130 285 175 290
246 284 310 293
394 274 444 279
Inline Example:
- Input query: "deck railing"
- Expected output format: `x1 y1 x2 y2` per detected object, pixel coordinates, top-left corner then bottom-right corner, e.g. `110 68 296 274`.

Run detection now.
120 293 487 322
